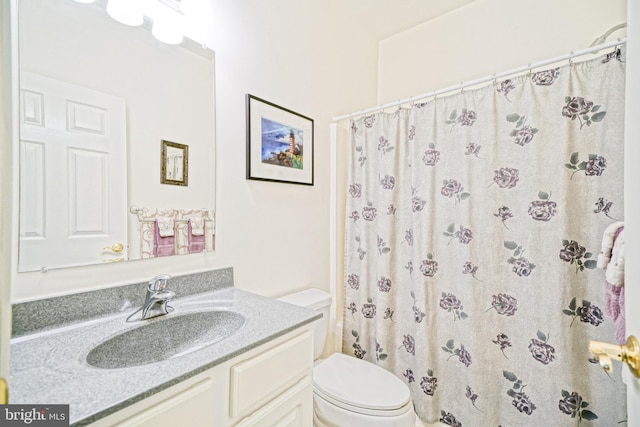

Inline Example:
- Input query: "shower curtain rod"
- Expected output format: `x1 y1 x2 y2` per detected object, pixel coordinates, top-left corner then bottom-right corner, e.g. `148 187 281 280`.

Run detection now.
332 38 627 122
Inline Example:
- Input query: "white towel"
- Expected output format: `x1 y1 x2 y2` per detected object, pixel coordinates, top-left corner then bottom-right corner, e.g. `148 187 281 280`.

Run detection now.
189 216 205 236
596 221 625 269
604 228 625 287
598 223 625 345
156 217 175 237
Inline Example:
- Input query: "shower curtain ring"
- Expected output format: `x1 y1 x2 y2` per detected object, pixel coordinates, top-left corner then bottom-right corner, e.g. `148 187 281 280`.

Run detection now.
492 73 497 86
527 63 532 76
569 52 575 67
460 82 465 93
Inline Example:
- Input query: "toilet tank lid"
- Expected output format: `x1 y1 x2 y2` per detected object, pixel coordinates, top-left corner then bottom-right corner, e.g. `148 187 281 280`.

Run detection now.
278 288 331 310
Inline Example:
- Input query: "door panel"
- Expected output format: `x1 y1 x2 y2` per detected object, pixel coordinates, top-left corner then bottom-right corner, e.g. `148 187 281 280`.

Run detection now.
18 71 127 271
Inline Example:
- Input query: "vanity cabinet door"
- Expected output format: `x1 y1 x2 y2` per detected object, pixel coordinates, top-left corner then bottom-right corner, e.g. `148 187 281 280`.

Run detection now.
113 379 215 427
229 331 313 419
235 377 313 427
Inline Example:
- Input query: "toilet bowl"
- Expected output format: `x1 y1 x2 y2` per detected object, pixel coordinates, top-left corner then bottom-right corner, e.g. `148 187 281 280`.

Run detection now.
278 289 416 427
313 352 416 427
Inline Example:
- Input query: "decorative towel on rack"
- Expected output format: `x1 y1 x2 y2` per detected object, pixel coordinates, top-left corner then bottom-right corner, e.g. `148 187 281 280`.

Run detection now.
174 209 203 254
130 206 214 258
597 221 625 344
156 217 175 237
188 216 205 236
134 207 178 258
153 219 175 257
187 220 205 253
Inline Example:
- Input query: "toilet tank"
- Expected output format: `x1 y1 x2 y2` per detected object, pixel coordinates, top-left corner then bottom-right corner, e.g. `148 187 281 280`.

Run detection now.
278 288 332 360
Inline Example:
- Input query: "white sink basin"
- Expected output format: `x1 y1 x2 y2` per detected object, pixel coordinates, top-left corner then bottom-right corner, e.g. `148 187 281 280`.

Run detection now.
86 310 245 369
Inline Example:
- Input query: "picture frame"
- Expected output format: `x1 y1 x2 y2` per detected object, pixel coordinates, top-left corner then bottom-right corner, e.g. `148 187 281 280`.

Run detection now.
160 140 188 186
246 94 314 185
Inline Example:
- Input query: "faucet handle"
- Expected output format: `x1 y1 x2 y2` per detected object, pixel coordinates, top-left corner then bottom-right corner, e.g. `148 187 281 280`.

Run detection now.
149 274 172 291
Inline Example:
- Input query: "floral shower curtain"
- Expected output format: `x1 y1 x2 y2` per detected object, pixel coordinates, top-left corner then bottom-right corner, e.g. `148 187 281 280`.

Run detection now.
343 49 627 426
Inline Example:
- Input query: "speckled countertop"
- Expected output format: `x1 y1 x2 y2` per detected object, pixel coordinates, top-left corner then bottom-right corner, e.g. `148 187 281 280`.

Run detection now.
9 269 319 426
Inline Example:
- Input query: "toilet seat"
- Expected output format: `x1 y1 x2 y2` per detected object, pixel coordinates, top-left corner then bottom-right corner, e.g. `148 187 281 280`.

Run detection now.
313 352 412 417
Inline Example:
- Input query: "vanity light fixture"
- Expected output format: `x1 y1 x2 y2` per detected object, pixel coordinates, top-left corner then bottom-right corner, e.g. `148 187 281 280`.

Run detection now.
78 0 188 45
152 16 184 45
152 0 185 45
106 0 144 27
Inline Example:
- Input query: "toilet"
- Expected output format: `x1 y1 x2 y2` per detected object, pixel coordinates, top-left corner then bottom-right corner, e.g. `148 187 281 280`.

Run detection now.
278 289 416 427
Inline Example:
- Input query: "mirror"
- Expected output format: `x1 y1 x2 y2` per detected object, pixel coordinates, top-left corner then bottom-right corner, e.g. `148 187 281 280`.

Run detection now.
17 0 216 272
161 140 188 186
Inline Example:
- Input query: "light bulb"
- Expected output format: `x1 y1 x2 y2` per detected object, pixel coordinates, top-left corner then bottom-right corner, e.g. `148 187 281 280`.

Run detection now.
152 17 184 44
106 0 144 26
151 4 185 46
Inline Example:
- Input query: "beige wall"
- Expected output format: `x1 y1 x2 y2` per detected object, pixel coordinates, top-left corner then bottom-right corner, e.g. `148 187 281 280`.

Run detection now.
378 0 627 104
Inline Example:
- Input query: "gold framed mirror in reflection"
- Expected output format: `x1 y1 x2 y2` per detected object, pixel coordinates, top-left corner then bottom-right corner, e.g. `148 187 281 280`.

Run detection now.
161 140 189 186
16 0 216 272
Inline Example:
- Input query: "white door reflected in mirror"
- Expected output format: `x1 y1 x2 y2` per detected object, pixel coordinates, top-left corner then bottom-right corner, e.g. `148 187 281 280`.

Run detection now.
18 72 128 272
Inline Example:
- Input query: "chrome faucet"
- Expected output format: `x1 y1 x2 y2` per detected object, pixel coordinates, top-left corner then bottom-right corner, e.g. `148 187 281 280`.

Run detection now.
140 274 175 320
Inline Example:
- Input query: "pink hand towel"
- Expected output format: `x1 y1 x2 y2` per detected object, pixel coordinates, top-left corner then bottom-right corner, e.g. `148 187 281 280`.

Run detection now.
187 220 205 253
153 219 175 257
605 282 625 345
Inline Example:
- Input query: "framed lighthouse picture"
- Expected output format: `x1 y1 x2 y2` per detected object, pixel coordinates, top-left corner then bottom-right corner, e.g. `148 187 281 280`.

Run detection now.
246 94 314 185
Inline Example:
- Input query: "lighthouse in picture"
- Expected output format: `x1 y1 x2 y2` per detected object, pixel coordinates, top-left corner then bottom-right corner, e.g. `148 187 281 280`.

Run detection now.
289 129 295 154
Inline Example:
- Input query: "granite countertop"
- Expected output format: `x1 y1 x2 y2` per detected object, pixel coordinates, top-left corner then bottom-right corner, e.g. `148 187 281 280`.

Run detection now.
10 281 319 426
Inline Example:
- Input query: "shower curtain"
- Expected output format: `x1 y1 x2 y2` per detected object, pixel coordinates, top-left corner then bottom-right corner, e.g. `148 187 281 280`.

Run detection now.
343 49 627 426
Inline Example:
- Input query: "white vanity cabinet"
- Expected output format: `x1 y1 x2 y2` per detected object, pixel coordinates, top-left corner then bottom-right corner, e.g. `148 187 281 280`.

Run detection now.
89 326 314 427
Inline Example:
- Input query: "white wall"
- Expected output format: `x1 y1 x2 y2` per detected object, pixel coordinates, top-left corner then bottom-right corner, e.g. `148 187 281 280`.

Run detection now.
624 1 640 422
378 0 627 104
0 0 16 382
205 0 377 301
10 0 378 306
